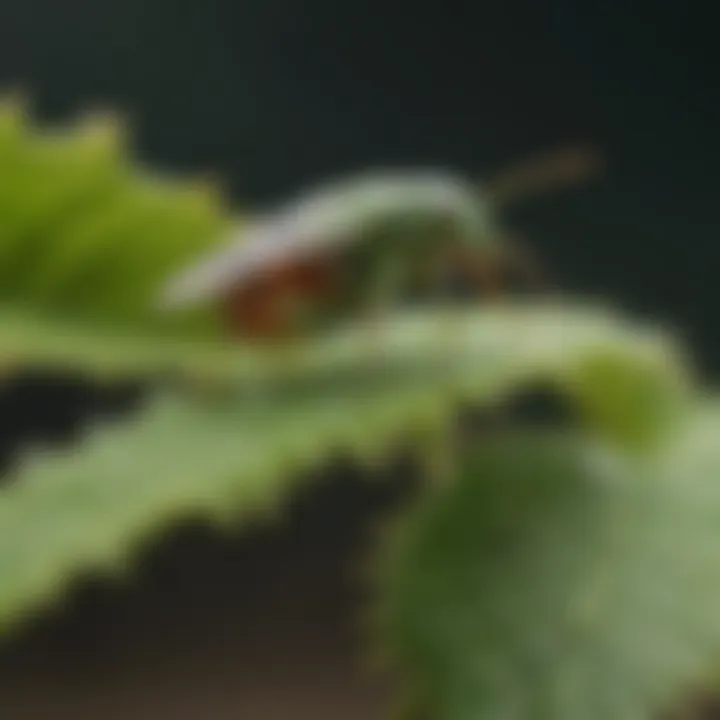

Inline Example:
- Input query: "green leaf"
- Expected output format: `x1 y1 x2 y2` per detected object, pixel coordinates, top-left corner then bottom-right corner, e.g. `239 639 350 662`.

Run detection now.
374 422 720 719
0 303 692 447
0 393 318 633
0 303 691 636
0 97 231 339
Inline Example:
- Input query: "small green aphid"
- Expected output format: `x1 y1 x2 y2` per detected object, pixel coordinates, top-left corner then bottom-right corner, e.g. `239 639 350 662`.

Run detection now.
158 146 599 341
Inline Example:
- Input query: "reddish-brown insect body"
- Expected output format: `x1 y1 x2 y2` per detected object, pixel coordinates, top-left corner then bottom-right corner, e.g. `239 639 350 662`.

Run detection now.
221 254 339 339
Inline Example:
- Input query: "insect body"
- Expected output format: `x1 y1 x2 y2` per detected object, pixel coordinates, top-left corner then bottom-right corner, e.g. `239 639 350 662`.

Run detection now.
158 147 599 340
159 172 499 339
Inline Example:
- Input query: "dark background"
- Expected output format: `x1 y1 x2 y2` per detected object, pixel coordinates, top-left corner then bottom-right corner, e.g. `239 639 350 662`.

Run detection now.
0 1 718 717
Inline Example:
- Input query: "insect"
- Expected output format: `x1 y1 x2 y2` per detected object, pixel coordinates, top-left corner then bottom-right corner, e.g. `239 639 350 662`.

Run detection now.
158 145 600 341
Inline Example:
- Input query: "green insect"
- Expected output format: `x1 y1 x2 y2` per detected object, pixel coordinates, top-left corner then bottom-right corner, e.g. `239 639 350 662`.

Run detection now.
158 146 599 341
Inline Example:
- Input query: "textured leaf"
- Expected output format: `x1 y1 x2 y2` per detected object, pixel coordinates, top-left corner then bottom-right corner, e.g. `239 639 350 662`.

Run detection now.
0 302 692 635
0 302 692 449
374 419 720 720
0 393 320 632
0 96 231 341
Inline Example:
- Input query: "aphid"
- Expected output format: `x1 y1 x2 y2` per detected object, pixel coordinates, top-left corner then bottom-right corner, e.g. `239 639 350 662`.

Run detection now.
158 146 600 341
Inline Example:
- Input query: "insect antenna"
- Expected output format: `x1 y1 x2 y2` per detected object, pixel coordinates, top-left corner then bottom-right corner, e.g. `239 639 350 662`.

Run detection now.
483 143 603 208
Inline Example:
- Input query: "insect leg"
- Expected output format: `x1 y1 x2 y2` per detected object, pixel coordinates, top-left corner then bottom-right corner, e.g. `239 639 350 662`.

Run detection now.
484 144 602 208
455 232 555 301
